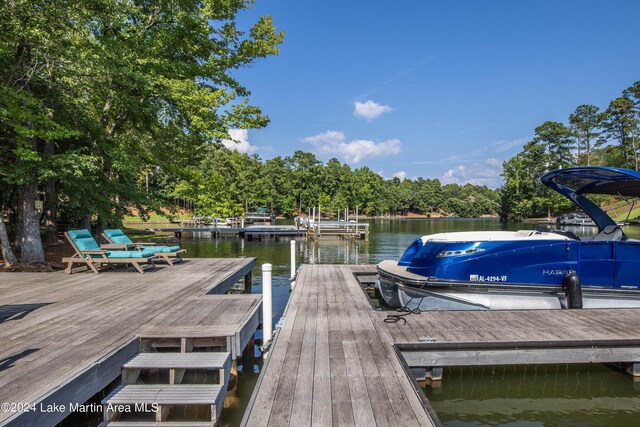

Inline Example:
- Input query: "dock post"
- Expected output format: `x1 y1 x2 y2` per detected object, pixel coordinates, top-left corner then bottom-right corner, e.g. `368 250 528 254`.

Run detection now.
290 240 296 280
262 263 273 344
429 367 443 380
244 271 252 294
627 363 640 376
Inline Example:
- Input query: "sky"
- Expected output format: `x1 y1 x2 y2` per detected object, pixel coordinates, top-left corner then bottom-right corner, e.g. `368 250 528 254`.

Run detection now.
227 0 640 188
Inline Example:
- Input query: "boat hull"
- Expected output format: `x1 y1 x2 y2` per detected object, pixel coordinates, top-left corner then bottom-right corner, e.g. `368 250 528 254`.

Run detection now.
378 261 640 311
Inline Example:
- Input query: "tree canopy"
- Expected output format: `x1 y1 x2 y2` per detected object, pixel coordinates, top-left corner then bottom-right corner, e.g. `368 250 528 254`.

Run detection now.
500 81 640 221
0 0 284 266
164 148 501 219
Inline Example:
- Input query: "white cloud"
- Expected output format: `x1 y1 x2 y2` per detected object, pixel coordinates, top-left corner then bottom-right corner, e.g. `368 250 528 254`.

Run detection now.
221 129 256 153
441 158 503 188
303 130 401 163
303 130 345 146
493 137 529 153
353 100 393 121
392 171 407 181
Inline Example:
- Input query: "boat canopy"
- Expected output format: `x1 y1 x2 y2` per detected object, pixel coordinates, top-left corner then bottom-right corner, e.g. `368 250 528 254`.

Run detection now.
541 166 640 231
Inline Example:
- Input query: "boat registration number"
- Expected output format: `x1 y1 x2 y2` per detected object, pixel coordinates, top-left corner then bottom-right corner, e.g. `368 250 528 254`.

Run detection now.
470 274 508 282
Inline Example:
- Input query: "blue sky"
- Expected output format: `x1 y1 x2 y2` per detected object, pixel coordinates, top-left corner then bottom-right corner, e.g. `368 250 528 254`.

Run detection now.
228 0 640 188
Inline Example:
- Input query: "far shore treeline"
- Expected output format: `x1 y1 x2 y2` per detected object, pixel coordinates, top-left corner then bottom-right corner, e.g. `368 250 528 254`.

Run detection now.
165 148 501 219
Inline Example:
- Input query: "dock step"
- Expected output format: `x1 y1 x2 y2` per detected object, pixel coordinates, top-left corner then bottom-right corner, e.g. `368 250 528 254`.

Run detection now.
124 352 230 370
102 384 224 424
103 384 223 405
99 422 215 427
121 352 231 386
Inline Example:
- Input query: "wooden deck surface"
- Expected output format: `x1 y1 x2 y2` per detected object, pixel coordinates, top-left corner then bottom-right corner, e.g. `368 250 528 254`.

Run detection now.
0 258 257 427
243 264 640 427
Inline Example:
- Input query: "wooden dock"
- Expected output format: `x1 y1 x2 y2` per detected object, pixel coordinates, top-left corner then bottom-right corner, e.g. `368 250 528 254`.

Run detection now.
0 258 258 427
148 223 368 240
242 264 640 426
148 225 306 239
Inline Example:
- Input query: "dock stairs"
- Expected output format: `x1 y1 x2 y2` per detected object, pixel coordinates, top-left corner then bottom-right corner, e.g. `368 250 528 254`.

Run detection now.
99 350 231 426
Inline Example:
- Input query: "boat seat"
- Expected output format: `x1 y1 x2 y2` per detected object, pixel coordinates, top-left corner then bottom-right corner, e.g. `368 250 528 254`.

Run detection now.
593 225 626 241
551 229 580 240
534 226 580 240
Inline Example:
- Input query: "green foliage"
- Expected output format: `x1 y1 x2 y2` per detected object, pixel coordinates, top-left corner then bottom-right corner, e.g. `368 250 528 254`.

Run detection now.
501 81 640 220
168 147 500 218
569 104 605 167
0 0 284 254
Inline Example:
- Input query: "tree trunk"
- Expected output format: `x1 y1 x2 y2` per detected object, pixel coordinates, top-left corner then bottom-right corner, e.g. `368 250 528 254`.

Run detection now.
19 183 46 264
14 196 24 255
44 139 59 243
44 178 58 243
0 207 17 267
79 213 91 230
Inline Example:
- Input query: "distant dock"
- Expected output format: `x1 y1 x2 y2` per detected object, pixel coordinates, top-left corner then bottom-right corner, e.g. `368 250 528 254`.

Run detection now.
242 264 640 426
0 258 258 427
148 222 369 241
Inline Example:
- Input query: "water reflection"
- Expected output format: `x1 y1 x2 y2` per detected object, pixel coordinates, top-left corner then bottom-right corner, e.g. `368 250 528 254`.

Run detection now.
424 364 640 426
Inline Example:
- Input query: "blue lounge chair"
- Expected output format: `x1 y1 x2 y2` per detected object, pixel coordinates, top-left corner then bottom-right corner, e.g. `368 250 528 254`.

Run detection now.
102 229 186 266
63 229 157 274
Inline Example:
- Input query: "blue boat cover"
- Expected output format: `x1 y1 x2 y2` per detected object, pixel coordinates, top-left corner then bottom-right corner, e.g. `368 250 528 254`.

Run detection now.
541 166 640 231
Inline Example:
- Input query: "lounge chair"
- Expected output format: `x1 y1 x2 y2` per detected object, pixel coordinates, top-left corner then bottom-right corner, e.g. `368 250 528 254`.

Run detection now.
102 229 186 266
63 229 157 274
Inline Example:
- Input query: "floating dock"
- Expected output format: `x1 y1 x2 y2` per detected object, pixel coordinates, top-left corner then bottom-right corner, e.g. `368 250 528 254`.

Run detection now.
148 225 306 239
147 224 368 240
0 258 258 427
242 264 640 426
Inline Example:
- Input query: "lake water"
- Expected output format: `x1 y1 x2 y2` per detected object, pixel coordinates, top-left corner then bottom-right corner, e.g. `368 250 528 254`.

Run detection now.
129 218 640 426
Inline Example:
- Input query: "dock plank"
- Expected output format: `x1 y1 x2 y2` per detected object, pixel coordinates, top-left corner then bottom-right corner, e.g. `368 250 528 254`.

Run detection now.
243 264 640 427
0 258 257 427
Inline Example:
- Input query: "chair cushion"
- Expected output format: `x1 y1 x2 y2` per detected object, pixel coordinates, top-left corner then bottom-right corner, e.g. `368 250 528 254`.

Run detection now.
105 250 155 259
68 229 100 251
141 245 181 253
104 229 134 245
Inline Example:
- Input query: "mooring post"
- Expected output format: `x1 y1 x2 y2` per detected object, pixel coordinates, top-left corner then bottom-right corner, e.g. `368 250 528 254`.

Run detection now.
563 273 583 309
262 263 273 344
290 240 296 280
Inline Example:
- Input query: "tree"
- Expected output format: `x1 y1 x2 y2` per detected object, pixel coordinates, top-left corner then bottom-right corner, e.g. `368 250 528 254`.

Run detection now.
569 104 604 166
0 0 284 266
290 151 322 212
532 121 575 171
604 97 639 170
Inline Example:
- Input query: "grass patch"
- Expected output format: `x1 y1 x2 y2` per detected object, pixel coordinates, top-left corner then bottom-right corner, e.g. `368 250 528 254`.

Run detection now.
610 206 640 222
123 212 191 222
